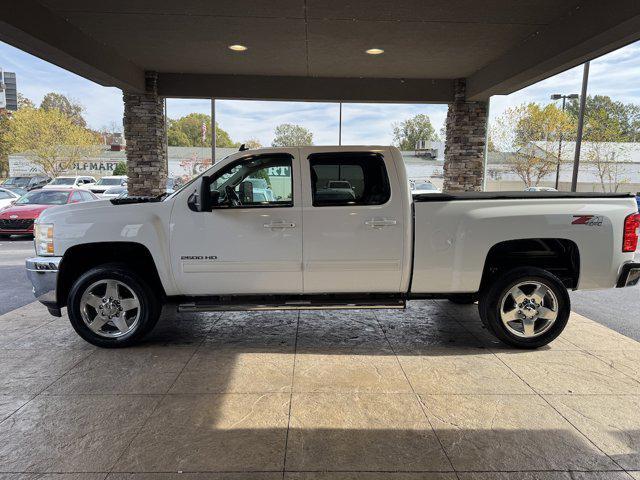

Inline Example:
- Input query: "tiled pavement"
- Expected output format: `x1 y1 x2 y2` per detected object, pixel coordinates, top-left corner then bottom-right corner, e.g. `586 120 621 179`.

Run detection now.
1 300 640 479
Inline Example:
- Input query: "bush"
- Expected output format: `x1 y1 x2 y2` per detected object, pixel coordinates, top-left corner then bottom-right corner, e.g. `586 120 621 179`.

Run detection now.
113 162 127 176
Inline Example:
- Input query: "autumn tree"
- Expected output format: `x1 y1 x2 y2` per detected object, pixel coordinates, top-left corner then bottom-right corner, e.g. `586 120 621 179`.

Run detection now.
392 114 438 150
491 103 573 187
0 111 11 177
271 124 313 147
243 138 263 149
167 113 237 148
6 107 99 177
40 92 87 127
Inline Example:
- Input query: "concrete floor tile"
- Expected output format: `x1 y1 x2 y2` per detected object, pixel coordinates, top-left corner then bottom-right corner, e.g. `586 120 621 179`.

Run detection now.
297 312 388 353
5 318 96 351
545 394 640 470
0 350 91 395
114 393 290 472
286 393 452 472
458 473 632 479
0 394 32 422
0 474 107 479
591 350 640 382
44 347 195 395
143 311 221 347
495 351 640 395
561 321 640 351
0 394 160 473
629 473 640 479
107 474 281 480
293 353 413 393
285 474 457 479
0 303 56 348
205 311 298 350
398 349 534 394
170 348 295 393
421 394 618 472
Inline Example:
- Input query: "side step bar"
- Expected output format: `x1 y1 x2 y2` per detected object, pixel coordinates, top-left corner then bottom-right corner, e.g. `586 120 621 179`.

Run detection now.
177 295 406 312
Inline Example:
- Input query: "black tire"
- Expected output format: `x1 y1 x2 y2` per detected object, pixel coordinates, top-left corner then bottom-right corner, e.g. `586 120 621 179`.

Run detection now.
447 293 478 304
478 267 570 349
67 263 161 348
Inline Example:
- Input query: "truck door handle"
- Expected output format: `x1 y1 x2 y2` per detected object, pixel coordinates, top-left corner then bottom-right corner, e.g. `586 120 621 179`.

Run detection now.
264 221 296 229
365 218 397 228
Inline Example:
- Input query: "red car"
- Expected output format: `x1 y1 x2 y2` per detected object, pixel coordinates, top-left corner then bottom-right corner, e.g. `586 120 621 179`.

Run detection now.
0 188 98 237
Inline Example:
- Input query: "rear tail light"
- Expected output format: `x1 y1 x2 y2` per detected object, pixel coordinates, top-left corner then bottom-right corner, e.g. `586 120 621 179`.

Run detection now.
623 213 640 252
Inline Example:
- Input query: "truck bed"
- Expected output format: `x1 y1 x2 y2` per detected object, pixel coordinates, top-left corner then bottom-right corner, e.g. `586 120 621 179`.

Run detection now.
413 191 634 202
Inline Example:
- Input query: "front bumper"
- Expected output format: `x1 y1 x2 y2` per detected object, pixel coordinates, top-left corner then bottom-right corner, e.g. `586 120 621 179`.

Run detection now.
616 262 640 288
26 256 62 316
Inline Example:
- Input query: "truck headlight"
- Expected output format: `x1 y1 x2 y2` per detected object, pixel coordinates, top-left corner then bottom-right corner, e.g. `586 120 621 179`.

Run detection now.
34 224 55 256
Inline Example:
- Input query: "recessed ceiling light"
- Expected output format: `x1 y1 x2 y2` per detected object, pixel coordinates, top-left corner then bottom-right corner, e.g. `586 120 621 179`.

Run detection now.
229 44 248 52
366 48 384 55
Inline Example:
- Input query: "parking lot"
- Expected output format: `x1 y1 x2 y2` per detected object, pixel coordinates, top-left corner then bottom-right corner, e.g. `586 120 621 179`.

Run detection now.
0 238 640 478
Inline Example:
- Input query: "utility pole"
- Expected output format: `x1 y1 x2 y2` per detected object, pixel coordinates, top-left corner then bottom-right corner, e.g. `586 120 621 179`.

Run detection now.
571 61 590 192
550 93 579 190
338 102 342 146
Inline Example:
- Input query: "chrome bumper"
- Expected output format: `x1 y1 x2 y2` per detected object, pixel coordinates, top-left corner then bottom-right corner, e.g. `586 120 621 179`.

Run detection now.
616 262 640 288
26 256 62 316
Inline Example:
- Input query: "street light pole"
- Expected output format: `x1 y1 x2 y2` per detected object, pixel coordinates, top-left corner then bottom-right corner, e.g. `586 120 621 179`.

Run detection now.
571 61 590 192
550 93 578 190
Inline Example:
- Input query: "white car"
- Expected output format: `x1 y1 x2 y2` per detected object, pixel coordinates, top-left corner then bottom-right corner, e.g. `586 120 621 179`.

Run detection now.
0 187 21 210
524 186 557 192
411 180 441 194
100 185 128 199
26 146 640 350
43 176 96 190
88 176 127 195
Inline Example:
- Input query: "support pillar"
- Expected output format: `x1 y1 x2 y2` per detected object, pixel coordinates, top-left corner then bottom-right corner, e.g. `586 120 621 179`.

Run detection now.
123 71 167 196
443 79 487 192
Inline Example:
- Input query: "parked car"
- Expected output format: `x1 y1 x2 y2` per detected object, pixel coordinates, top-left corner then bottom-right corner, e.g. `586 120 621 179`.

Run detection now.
0 187 21 210
411 180 440 194
1 175 51 192
101 185 128 199
0 189 97 238
524 186 557 192
88 176 127 195
26 146 640 349
166 177 183 194
43 176 96 190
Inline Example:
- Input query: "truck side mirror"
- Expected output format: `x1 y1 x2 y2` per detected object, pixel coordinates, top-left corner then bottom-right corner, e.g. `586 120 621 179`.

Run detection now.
238 181 253 203
200 176 213 212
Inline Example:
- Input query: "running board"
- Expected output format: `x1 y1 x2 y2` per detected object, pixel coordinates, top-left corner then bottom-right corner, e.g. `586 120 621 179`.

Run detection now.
177 295 406 312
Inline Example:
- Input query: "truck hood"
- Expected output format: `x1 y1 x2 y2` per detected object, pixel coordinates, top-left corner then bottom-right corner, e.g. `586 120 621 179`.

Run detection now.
37 198 169 225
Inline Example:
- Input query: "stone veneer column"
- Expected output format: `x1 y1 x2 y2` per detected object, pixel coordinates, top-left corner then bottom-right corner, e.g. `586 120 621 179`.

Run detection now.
443 79 488 192
123 71 167 197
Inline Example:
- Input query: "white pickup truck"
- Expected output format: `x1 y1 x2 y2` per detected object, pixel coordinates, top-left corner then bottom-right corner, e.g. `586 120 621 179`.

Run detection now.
26 146 640 349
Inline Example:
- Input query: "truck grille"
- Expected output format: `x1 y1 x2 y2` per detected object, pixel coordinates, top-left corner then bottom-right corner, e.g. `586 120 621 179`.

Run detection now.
0 219 34 231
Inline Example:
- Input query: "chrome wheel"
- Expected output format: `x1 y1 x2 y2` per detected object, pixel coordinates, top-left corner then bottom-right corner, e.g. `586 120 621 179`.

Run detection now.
499 280 558 338
79 279 141 338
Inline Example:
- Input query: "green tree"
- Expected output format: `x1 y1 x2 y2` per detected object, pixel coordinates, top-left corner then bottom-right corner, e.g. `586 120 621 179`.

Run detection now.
40 92 87 127
392 114 437 150
6 107 99 177
491 103 573 187
113 161 127 176
271 124 313 147
243 138 263 149
565 95 640 142
167 113 238 148
0 111 11 177
17 93 35 110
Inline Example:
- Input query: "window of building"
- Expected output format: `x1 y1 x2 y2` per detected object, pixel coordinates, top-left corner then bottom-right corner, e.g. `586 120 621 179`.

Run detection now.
309 152 391 207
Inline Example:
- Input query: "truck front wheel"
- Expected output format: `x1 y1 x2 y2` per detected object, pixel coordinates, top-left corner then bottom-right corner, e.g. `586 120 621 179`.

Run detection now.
478 267 570 349
67 264 161 348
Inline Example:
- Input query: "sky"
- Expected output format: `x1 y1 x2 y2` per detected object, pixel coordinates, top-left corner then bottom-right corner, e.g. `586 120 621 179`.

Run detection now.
2 39 640 147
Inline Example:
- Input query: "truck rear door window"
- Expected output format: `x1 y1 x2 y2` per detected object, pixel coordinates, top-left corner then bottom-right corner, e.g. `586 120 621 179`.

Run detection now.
309 153 390 207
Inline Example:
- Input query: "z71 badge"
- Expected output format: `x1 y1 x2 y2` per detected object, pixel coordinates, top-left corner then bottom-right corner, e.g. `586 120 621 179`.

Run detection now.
572 215 603 226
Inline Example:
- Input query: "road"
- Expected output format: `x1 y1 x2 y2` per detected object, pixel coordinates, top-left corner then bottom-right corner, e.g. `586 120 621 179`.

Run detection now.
0 236 639 339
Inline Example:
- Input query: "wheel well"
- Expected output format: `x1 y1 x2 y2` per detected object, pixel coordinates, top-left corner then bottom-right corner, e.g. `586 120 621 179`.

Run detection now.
57 242 165 307
480 238 580 291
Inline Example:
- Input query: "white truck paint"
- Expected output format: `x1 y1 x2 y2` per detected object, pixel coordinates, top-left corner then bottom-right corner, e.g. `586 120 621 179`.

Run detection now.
26 146 640 348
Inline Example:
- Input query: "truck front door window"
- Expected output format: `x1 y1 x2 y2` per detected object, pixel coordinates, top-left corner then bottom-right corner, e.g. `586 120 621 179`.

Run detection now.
209 155 293 208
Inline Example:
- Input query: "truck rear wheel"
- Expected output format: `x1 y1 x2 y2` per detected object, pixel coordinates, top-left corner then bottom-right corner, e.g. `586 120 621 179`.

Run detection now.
67 264 161 348
478 267 570 349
